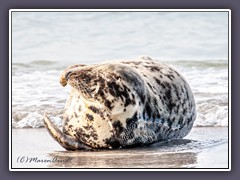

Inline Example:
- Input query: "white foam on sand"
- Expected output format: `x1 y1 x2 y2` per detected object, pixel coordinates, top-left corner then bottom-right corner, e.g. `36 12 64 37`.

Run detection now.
12 112 62 128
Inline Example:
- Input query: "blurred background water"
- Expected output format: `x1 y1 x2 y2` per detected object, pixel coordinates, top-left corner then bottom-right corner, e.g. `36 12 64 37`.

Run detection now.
11 11 229 128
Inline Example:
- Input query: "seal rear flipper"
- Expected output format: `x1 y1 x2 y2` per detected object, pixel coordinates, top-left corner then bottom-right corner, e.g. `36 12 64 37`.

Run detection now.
44 114 92 151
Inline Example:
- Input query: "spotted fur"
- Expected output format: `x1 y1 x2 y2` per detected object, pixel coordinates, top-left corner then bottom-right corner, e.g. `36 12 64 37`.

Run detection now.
44 56 196 150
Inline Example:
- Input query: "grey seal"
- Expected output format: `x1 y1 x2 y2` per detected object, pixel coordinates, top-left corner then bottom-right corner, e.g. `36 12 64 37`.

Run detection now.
44 56 196 150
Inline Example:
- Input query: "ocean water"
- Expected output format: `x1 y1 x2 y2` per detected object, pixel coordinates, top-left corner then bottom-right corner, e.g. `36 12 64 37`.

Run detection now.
11 11 229 128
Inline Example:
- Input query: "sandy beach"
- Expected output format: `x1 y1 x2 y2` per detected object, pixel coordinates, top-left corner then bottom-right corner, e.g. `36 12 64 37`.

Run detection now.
11 127 229 169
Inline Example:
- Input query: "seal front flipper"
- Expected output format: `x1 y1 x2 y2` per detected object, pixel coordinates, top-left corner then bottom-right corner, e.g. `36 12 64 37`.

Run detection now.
44 114 92 151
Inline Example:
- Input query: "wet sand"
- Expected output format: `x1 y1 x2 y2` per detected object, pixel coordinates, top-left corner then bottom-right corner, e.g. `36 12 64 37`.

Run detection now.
11 127 229 169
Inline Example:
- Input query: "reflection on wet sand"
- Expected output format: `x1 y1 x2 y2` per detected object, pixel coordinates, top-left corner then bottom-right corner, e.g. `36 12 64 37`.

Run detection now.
48 139 197 168
11 128 228 169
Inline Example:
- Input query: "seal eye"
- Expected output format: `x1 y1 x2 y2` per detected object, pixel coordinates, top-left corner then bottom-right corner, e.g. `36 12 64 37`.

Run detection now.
65 71 72 80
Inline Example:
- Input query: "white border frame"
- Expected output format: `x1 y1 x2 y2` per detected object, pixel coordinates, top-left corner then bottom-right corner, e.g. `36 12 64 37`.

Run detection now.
9 9 231 171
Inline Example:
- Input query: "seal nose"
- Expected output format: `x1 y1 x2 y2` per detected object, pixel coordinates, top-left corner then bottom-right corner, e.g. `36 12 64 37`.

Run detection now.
59 70 73 87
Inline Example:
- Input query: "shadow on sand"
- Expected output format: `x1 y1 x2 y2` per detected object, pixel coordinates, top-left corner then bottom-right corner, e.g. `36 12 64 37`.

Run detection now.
47 139 197 168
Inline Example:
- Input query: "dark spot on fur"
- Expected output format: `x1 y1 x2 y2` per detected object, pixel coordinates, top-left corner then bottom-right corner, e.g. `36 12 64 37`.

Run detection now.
183 108 187 115
132 93 135 99
89 105 100 114
178 116 184 125
172 84 180 100
105 99 113 110
121 61 141 66
74 112 79 118
181 85 185 94
147 82 153 91
187 115 194 125
166 74 175 81
126 112 138 129
124 98 132 107
165 89 176 112
174 70 181 77
64 117 70 123
167 120 173 127
139 94 145 103
109 88 115 97
184 85 190 100
164 82 171 89
67 125 73 131
99 90 105 97
144 65 161 72
161 82 166 89
105 136 121 148
113 120 124 134
86 114 94 121
163 96 167 101
143 101 152 120
165 89 171 100
154 77 161 85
